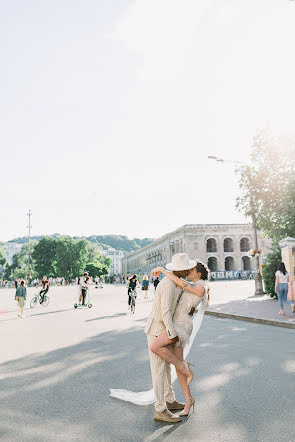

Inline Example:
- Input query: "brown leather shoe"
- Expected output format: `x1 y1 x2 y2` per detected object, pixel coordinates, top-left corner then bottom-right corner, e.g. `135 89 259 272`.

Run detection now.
154 409 181 423
166 400 185 411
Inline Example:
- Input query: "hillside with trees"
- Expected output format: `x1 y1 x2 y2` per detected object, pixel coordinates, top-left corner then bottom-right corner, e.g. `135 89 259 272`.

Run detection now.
7 234 154 252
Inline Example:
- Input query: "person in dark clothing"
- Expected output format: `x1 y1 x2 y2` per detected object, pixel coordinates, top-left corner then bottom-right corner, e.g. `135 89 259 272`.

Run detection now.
153 276 160 293
126 275 139 310
37 276 49 303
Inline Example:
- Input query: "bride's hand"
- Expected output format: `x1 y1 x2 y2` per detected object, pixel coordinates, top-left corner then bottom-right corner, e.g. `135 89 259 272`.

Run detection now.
150 267 164 277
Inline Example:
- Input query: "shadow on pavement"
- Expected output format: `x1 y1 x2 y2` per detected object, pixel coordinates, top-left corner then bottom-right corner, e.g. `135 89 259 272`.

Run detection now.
85 313 126 322
1 317 295 441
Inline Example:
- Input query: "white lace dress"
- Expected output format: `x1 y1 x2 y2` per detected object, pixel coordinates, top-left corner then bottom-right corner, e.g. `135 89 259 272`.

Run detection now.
174 280 207 347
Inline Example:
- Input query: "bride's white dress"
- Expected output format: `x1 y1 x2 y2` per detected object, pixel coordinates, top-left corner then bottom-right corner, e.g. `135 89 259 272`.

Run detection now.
110 280 208 405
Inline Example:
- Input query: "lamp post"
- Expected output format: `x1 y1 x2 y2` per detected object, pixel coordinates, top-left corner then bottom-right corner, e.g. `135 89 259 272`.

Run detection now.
27 210 32 281
208 156 265 295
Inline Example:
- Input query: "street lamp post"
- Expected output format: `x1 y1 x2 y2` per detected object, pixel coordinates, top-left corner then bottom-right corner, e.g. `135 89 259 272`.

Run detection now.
208 156 265 295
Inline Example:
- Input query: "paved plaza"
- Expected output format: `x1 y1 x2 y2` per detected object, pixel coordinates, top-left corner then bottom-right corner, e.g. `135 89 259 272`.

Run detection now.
1 282 295 441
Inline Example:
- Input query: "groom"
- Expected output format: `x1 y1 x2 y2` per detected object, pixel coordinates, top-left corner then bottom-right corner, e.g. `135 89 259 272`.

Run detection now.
145 253 197 423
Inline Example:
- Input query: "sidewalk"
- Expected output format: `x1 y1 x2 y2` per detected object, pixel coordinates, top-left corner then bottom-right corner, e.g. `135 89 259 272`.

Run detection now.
208 280 295 329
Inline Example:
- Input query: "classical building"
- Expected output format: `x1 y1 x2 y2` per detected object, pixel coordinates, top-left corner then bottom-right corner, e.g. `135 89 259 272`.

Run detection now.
5 242 22 264
122 224 272 276
105 248 125 275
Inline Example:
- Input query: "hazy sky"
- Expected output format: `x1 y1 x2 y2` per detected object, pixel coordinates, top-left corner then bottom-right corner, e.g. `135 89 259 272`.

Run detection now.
1 0 295 242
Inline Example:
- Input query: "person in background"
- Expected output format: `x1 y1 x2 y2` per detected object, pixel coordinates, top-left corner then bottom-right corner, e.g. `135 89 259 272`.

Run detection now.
37 276 49 304
15 280 26 318
275 262 295 315
142 275 149 299
153 276 160 293
126 274 139 310
79 272 89 305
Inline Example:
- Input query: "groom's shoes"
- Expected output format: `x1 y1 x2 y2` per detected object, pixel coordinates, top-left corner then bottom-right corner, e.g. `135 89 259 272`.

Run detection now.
154 409 182 423
166 400 185 411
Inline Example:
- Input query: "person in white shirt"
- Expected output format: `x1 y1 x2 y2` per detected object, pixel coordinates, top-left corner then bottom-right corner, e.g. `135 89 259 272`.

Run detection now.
275 262 295 315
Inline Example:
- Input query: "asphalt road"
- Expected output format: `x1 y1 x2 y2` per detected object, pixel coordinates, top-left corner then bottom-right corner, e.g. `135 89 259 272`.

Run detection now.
1 284 295 442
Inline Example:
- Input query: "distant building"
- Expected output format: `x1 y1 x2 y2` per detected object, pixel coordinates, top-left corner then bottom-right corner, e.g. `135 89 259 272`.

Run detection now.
105 248 125 275
5 242 23 264
122 224 272 276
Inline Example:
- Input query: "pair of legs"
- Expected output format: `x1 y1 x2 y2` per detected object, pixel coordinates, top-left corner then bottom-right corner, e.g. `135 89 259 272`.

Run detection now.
277 283 294 313
150 331 193 413
18 297 24 317
39 289 48 303
144 288 148 299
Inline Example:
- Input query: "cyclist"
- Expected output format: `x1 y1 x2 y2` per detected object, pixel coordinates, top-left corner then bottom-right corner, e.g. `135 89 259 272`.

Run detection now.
126 274 139 310
37 276 50 303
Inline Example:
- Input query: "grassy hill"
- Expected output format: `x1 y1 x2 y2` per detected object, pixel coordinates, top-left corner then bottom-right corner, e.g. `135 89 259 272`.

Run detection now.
7 234 154 253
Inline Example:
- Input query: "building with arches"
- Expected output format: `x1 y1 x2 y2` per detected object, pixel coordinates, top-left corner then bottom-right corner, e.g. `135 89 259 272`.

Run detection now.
122 224 272 276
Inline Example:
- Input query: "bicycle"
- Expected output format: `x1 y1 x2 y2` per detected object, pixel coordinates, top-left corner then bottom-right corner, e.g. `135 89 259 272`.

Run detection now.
30 291 50 308
129 289 137 314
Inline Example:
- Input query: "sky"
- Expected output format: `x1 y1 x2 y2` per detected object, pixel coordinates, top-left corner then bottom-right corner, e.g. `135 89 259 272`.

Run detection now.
1 0 295 242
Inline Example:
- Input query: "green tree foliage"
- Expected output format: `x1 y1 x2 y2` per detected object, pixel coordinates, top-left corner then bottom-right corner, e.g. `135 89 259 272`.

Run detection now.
32 237 58 278
236 130 295 241
262 245 281 297
6 241 38 279
236 130 295 294
85 256 112 278
0 242 7 266
55 237 88 280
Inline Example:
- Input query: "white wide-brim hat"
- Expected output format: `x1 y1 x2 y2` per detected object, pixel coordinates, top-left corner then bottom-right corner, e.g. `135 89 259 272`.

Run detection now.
166 253 197 271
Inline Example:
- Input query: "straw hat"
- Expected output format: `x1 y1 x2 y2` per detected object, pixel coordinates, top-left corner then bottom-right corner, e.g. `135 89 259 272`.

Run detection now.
166 253 196 271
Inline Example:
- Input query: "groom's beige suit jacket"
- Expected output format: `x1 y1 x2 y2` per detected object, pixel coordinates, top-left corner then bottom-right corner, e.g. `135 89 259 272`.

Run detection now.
144 277 182 339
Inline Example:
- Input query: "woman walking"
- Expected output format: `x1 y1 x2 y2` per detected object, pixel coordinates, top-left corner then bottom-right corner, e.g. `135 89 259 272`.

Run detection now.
275 262 295 315
142 275 149 299
15 280 27 318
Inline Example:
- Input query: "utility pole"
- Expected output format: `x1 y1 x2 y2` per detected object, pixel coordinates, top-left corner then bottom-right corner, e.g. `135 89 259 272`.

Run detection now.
27 210 32 280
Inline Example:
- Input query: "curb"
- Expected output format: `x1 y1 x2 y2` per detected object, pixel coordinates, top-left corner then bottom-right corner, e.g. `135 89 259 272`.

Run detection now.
205 310 295 330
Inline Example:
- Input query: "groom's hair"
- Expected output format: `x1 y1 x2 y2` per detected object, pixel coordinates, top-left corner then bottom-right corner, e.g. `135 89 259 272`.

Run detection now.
173 269 190 278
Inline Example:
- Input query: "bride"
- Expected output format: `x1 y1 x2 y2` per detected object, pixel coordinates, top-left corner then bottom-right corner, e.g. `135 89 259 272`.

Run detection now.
149 262 209 416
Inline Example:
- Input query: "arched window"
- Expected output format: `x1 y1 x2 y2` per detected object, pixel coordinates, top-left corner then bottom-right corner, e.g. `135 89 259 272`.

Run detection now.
207 238 217 253
240 238 250 252
224 238 234 253
208 257 218 271
225 256 235 271
242 256 251 271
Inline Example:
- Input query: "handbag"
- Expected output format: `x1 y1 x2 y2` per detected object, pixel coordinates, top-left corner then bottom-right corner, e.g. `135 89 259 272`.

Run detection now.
15 296 19 302
287 281 295 302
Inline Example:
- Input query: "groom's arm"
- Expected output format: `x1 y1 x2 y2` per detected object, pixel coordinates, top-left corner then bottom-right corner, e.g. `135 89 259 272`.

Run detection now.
158 279 178 340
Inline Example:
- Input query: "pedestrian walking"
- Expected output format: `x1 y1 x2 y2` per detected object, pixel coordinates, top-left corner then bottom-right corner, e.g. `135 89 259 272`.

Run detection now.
15 280 27 318
126 275 139 310
142 275 149 299
275 262 295 315
153 276 160 293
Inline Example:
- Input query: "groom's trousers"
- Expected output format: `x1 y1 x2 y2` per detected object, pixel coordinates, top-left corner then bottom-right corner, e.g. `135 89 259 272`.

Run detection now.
147 334 176 412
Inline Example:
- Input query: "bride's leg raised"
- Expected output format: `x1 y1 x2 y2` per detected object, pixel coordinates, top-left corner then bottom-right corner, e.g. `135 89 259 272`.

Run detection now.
172 346 192 414
150 331 188 376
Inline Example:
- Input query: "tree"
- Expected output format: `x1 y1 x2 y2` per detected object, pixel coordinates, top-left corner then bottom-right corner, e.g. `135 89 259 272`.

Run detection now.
0 242 7 267
7 241 38 279
262 245 281 297
55 237 88 280
32 237 58 278
85 255 112 278
236 130 295 242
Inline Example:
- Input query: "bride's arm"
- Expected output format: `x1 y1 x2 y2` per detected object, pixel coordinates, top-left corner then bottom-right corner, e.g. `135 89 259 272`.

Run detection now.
150 267 205 298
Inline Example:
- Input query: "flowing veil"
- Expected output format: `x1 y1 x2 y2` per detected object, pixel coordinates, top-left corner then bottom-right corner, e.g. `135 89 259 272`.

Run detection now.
109 290 208 406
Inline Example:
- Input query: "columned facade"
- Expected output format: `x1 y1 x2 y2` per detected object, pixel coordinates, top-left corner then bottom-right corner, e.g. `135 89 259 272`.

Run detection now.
122 224 272 276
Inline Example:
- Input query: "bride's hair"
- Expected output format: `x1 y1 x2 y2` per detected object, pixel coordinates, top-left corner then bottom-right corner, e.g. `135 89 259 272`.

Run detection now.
195 261 209 281
196 261 210 302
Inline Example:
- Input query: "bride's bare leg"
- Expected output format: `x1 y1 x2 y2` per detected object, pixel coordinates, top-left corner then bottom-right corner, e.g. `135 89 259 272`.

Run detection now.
172 346 192 413
150 331 189 376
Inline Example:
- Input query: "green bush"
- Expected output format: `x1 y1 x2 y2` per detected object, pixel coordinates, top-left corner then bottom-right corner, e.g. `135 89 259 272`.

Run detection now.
262 245 281 297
